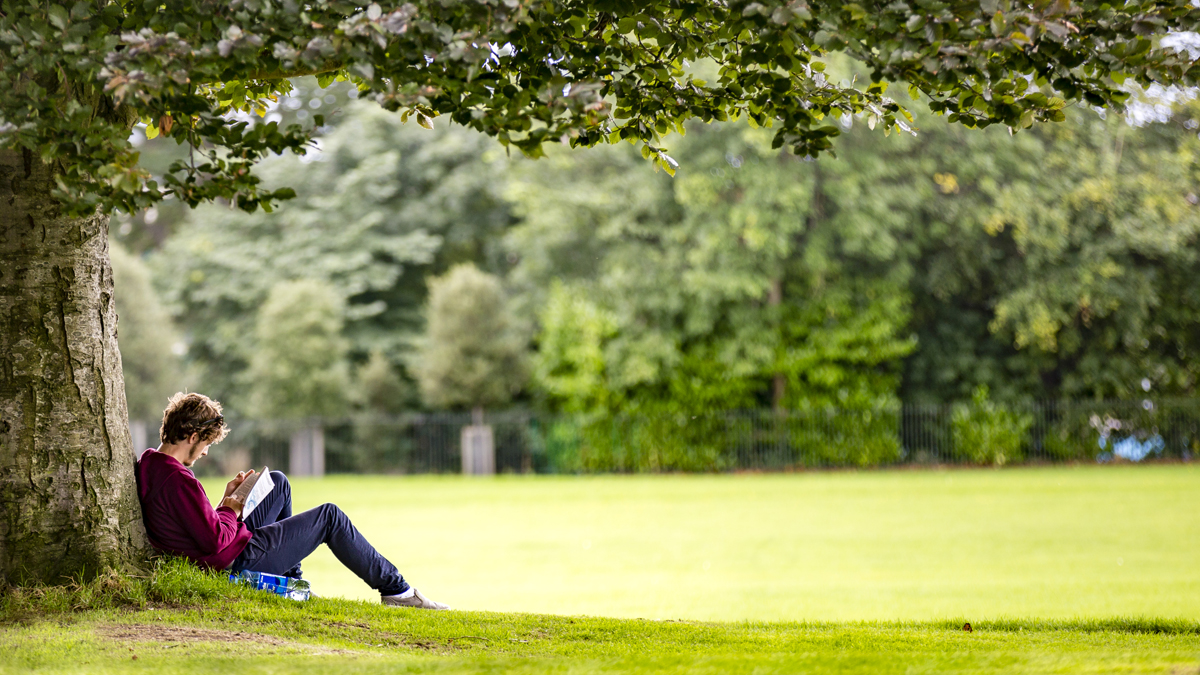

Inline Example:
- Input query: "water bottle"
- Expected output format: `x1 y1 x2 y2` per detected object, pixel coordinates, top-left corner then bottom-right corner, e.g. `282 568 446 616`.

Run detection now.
286 578 312 601
229 570 310 601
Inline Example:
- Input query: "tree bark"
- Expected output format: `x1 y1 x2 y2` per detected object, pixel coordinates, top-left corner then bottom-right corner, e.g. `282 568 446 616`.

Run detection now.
0 148 148 584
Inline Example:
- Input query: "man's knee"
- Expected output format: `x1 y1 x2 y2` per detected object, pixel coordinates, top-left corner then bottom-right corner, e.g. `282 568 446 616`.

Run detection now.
315 502 351 537
270 470 290 495
317 502 349 524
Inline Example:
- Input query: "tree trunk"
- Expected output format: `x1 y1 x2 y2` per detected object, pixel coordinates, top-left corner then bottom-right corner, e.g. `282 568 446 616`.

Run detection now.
0 149 148 584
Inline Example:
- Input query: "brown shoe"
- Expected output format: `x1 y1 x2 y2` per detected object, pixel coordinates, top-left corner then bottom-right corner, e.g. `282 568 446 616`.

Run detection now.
381 588 450 610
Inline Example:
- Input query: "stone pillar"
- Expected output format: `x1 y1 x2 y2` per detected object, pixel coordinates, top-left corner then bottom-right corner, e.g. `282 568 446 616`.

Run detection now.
289 425 325 477
461 407 495 475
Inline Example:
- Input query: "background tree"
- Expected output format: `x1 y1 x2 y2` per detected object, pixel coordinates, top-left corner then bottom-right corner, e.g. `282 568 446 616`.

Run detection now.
4 0 1200 582
532 282 618 416
984 107 1200 398
514 94 1200 411
109 243 185 424
511 118 917 416
245 280 352 421
415 264 527 416
153 101 511 407
890 100 1200 402
355 349 414 415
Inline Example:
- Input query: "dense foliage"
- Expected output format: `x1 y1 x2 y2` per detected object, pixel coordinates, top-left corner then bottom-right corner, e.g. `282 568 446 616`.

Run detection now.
125 87 1200 438
150 102 511 410
4 0 1200 215
513 99 1200 415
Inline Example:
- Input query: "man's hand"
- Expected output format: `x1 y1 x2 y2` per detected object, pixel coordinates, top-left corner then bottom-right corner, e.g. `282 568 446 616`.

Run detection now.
219 469 255 517
223 469 256 499
220 494 245 517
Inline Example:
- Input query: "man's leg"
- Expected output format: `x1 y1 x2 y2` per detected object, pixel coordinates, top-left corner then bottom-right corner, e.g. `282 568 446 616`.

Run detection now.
231 503 410 596
241 471 301 578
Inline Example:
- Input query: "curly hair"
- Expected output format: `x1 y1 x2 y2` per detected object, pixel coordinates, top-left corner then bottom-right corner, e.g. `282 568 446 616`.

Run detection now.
159 392 230 445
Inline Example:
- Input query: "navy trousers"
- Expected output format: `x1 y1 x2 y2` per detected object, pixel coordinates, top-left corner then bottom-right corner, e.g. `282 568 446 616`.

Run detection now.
230 471 409 596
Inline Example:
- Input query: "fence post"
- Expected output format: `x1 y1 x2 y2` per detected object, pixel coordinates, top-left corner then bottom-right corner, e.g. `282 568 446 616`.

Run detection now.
289 424 325 477
461 407 495 475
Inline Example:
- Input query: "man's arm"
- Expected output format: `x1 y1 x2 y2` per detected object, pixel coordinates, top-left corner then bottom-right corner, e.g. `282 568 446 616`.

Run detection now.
167 472 248 556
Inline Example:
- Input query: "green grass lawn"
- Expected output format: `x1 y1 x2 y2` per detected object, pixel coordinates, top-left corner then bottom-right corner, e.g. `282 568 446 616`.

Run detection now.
3 562 1199 674
4 465 1199 674
203 465 1200 621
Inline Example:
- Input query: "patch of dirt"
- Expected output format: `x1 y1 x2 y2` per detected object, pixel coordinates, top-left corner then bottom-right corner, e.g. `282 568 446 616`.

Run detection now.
99 624 288 644
98 623 458 654
96 624 350 654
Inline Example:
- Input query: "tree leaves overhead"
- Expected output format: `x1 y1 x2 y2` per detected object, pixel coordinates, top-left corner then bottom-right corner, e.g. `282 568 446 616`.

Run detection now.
3 0 1199 215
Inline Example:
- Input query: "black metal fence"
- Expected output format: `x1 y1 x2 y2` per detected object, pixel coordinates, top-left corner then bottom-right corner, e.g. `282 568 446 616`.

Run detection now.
154 399 1200 477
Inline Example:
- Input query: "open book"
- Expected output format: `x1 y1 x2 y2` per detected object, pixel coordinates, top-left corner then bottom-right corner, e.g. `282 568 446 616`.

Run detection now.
230 467 274 519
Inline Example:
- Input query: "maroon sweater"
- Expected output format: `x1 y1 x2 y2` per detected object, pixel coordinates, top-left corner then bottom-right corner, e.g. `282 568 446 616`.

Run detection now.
135 449 251 570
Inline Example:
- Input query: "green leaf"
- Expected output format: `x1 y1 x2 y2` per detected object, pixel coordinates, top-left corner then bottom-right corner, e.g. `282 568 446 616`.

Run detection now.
844 4 867 21
47 5 70 30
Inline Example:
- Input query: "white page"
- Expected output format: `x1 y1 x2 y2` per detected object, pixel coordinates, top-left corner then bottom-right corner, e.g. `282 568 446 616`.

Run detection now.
241 468 275 519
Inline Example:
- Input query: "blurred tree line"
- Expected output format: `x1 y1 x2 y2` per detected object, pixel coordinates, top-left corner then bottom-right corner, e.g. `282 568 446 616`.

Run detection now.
112 79 1200 425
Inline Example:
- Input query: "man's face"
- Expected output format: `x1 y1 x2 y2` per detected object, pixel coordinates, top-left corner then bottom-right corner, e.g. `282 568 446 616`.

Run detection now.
180 438 212 467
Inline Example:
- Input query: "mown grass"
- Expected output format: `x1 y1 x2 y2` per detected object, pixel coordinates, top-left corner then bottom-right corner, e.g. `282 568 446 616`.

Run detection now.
5 467 1199 673
201 465 1200 620
3 559 1200 674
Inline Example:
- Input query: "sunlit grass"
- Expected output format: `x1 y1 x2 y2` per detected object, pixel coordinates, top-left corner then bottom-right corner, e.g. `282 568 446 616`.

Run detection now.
6 467 1199 674
3 560 1199 675
201 464 1200 622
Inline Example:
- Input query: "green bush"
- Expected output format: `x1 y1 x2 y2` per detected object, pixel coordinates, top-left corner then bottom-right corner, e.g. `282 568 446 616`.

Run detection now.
541 419 586 473
786 406 903 468
564 414 731 473
951 387 1033 466
537 406 902 472
1042 412 1103 461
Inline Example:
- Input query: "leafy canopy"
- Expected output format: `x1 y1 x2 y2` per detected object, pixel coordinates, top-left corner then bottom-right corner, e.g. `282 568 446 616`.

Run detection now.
3 0 1199 215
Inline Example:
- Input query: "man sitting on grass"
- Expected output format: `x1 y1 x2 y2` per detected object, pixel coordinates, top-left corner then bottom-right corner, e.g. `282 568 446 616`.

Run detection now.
135 392 449 610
